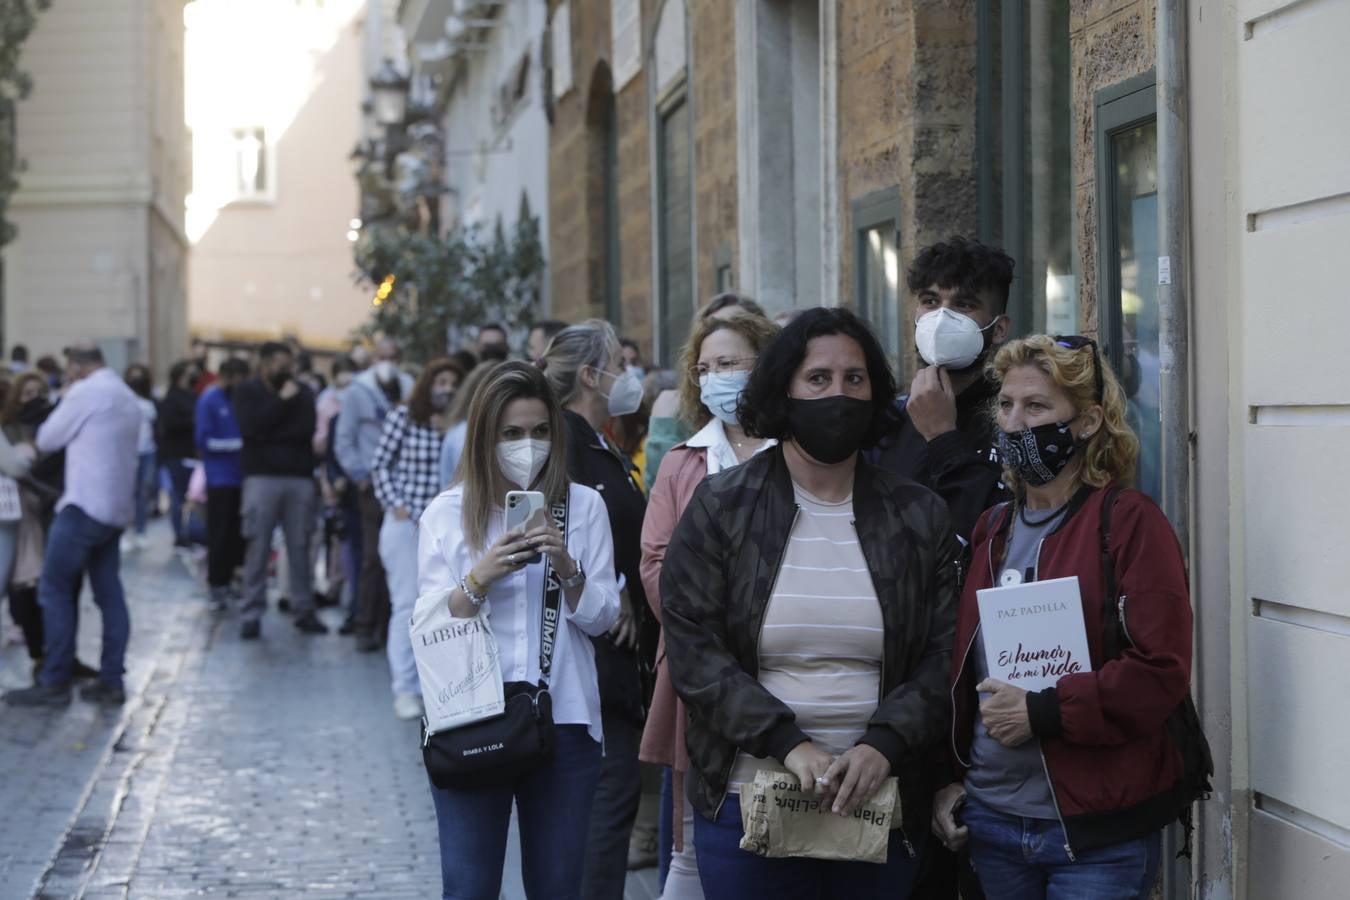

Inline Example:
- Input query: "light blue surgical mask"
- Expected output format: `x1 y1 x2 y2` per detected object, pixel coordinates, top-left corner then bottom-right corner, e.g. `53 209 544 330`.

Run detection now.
699 370 750 426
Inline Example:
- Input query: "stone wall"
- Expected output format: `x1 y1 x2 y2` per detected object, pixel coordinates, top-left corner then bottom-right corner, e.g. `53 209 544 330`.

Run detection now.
547 0 656 352
689 0 738 302
1069 0 1157 335
548 0 612 323
836 0 978 383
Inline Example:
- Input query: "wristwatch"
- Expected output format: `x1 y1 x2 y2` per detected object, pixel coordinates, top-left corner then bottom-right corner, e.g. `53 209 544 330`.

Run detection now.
559 561 586 590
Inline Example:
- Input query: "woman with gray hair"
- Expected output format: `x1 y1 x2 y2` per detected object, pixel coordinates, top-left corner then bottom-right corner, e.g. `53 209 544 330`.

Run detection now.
542 320 652 900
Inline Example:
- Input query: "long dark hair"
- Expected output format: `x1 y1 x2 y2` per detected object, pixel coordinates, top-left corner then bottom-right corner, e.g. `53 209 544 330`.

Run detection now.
738 307 897 449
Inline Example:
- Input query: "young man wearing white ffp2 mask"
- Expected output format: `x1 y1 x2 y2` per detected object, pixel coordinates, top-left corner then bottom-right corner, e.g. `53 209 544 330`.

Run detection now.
875 237 1015 549
873 235 1016 900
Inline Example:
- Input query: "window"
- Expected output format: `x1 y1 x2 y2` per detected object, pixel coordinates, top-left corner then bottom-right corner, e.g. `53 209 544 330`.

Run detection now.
978 1 1076 335
1096 72 1159 500
230 126 271 201
714 243 735 293
656 92 693 366
853 188 902 372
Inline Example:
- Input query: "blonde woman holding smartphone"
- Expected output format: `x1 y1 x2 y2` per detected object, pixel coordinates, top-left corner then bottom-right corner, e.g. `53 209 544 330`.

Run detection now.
417 361 620 900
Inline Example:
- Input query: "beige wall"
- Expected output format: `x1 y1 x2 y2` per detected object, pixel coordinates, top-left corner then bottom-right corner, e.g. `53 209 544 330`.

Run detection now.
186 0 370 351
1231 1 1350 897
4 0 189 375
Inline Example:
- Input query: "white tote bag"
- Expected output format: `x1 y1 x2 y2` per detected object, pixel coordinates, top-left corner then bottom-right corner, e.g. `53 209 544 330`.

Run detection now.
410 588 507 735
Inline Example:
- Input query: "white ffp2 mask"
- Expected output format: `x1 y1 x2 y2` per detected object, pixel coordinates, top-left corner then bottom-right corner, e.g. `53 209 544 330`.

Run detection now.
914 308 995 369
497 438 551 489
598 368 644 417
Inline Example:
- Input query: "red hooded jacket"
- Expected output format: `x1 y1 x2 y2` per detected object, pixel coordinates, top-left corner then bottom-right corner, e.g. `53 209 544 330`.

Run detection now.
951 485 1193 856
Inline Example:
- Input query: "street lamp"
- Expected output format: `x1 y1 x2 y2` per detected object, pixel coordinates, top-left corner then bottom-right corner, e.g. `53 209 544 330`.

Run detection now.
370 58 410 128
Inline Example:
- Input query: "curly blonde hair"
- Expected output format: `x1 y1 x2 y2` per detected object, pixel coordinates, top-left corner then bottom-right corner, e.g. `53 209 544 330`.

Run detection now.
992 335 1139 495
676 313 780 428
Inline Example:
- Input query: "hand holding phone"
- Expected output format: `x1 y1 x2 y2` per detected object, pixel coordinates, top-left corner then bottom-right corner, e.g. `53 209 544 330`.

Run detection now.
505 491 547 565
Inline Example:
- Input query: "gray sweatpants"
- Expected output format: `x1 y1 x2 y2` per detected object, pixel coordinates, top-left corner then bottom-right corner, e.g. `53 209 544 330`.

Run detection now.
240 475 316 623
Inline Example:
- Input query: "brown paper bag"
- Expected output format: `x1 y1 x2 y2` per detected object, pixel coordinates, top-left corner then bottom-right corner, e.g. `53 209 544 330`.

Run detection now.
738 769 900 864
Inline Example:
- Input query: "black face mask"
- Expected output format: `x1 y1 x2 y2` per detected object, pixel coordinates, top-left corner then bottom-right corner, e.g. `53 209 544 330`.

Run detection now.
18 397 51 425
270 370 292 391
787 395 874 465
998 419 1079 487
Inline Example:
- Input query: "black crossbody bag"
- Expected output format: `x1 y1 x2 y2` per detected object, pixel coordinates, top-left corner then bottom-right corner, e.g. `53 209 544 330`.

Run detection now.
421 497 569 790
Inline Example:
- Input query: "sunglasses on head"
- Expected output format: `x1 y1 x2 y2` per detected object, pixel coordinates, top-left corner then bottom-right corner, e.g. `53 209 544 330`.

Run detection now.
1052 335 1104 405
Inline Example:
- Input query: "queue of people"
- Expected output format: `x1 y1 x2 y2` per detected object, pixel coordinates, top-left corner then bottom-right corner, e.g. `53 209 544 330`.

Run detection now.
0 235 1201 900
414 236 1202 900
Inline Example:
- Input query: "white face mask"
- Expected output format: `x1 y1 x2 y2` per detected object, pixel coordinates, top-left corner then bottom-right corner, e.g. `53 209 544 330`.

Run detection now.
595 367 644 417
373 360 398 383
914 308 996 370
497 438 550 489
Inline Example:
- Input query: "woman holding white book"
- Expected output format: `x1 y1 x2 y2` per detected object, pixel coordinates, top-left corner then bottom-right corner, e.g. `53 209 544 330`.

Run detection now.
932 335 1197 900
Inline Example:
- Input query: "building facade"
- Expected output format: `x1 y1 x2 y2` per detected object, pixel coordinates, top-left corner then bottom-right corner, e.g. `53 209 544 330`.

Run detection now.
3 0 190 377
396 0 552 324
185 0 370 352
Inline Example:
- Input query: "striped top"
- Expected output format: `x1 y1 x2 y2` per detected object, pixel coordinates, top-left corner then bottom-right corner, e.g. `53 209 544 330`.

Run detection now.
729 484 883 787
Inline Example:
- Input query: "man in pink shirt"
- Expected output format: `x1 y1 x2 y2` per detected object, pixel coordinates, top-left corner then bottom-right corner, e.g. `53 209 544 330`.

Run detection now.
4 341 141 707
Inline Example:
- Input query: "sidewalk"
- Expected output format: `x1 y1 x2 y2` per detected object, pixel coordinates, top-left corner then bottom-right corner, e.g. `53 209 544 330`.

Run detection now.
0 522 660 898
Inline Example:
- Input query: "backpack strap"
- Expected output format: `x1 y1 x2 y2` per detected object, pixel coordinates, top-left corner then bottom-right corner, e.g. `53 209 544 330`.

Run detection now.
1098 487 1123 661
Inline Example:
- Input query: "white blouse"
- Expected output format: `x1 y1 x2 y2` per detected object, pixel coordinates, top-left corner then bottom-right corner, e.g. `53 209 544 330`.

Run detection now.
417 482 621 745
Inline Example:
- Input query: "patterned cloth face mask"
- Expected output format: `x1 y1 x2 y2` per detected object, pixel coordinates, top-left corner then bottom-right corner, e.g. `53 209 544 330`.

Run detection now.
998 419 1079 487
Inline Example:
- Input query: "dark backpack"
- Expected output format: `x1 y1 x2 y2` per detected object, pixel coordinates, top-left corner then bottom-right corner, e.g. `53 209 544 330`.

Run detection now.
1098 489 1214 858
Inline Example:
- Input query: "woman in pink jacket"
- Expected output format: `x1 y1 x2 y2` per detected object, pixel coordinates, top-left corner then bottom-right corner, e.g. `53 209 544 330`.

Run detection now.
639 311 779 898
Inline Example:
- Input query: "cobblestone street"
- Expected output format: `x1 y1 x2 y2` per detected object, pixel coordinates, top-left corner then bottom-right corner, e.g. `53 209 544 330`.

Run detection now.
0 525 659 899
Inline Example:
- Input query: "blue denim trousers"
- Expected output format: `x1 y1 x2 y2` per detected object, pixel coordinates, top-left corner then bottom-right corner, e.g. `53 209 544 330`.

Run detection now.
162 458 193 543
963 796 1162 900
693 794 926 900
428 724 602 900
39 505 128 690
133 451 157 535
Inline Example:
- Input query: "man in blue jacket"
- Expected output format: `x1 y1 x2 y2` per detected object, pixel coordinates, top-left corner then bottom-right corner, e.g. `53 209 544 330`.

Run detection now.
195 357 250 611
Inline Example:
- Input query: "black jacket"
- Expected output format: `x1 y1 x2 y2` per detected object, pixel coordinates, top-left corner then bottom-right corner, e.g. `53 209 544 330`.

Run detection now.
562 409 653 724
233 378 317 478
871 374 1009 544
660 447 960 839
157 387 198 460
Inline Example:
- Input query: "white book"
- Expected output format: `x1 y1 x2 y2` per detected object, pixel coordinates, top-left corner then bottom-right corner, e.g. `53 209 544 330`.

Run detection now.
975 576 1093 693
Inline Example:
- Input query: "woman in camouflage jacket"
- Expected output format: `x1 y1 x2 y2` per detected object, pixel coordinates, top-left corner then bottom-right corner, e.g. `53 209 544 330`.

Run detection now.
660 308 960 899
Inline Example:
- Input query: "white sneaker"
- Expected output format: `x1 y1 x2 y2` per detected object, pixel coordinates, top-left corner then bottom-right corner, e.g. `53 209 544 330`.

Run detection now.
120 534 141 554
393 692 424 721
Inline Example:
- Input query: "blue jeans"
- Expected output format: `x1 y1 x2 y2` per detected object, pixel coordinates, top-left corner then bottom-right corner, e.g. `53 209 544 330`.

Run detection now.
429 725 602 899
133 451 157 535
693 794 926 900
162 458 193 543
963 796 1161 900
39 505 128 690
658 767 675 889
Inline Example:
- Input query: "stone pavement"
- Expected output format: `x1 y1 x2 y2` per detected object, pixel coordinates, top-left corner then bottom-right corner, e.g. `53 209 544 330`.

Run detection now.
0 523 660 899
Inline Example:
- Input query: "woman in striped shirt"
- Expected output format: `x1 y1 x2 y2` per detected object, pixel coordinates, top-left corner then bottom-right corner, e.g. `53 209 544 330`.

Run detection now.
660 308 959 899
372 357 463 720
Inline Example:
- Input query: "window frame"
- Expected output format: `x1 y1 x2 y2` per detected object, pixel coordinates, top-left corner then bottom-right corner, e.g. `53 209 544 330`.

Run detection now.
227 125 276 206
852 186 902 363
1094 70 1157 371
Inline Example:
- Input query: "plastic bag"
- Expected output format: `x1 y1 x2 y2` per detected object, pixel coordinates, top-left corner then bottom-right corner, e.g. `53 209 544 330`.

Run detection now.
738 769 899 864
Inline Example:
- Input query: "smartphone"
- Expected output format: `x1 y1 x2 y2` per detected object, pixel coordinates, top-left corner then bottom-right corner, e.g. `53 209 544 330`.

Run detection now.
505 490 547 565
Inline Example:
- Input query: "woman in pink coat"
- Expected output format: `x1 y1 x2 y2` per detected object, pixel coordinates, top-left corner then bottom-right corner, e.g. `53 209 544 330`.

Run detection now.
639 311 779 898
